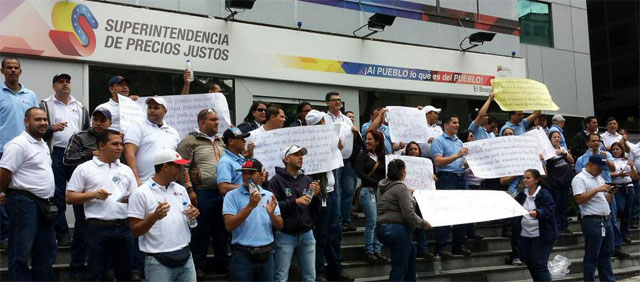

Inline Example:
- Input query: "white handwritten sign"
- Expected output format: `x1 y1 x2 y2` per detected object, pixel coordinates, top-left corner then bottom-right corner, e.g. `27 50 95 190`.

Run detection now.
387 106 429 143
246 124 344 179
136 93 232 138
464 135 545 178
118 94 145 132
413 190 528 227
385 155 435 191
524 127 556 160
338 123 354 159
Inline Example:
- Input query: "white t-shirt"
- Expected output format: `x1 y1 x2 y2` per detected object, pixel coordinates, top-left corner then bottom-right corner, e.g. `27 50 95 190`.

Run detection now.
50 95 82 148
601 131 622 149
611 158 633 184
520 186 541 238
324 111 354 159
0 131 54 198
629 143 640 172
420 123 443 158
571 169 610 216
326 171 335 193
67 157 138 220
127 179 191 254
96 99 120 131
123 119 180 182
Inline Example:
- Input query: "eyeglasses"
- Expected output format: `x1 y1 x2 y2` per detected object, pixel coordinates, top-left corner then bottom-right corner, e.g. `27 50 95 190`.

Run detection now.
328 99 342 103
255 108 267 112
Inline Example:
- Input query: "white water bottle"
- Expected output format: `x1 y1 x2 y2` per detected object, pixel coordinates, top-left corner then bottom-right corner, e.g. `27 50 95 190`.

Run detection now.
182 201 198 228
186 60 194 82
433 254 442 274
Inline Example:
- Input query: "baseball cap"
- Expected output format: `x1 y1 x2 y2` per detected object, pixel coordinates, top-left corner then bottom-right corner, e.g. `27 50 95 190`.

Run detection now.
145 95 167 108
153 148 190 166
236 159 263 172
588 155 609 171
92 107 112 120
422 105 441 114
305 109 325 125
222 127 250 144
108 75 131 86
552 114 566 122
52 73 71 84
281 145 308 160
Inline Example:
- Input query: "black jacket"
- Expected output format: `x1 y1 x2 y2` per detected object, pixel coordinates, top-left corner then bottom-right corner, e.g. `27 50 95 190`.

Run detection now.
355 151 385 188
512 187 558 244
267 167 320 235
63 128 99 170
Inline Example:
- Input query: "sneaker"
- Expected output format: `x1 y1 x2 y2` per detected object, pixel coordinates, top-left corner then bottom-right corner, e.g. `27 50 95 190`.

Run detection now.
341 223 356 232
418 251 435 261
196 268 205 279
131 272 142 281
631 222 639 230
511 257 523 266
623 237 633 243
452 247 472 257
327 270 354 282
365 253 378 264
374 252 389 263
57 234 73 247
612 248 630 258
561 229 573 235
436 250 454 259
316 275 328 282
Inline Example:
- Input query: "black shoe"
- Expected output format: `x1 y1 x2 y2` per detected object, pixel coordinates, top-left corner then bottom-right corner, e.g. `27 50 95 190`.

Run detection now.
341 223 356 232
559 229 573 235
418 251 435 261
452 247 472 257
436 250 454 259
0 240 7 250
612 248 630 258
631 222 639 230
470 234 484 240
57 234 73 247
327 270 354 282
316 275 328 282
365 253 378 264
623 237 633 243
196 268 205 279
374 252 389 263
131 272 142 281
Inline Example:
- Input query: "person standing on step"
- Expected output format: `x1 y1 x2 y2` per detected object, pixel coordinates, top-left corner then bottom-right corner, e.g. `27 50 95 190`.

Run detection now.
609 142 638 245
546 131 575 236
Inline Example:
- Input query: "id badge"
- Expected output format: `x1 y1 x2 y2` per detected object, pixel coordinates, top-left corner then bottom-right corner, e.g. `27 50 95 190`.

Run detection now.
371 193 376 203
322 198 327 207
601 225 606 237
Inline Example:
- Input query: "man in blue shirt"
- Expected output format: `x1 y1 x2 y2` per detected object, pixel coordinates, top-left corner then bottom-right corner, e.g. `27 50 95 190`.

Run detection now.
431 114 471 258
0 57 38 249
548 114 568 150
223 159 283 281
361 107 397 154
468 93 495 141
499 110 541 136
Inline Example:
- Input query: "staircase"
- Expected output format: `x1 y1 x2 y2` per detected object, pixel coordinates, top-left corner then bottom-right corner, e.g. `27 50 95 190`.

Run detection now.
1 216 639 281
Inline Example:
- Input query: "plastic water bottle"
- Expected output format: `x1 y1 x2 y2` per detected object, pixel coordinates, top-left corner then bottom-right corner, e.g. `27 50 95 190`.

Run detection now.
248 180 259 194
433 254 442 274
182 201 198 228
186 60 194 82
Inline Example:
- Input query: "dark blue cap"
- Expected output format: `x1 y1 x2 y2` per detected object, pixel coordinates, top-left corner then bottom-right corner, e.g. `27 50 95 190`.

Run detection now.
108 75 131 86
588 154 609 171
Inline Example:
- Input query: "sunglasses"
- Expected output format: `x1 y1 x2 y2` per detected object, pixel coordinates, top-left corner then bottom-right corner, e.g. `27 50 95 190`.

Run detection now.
255 108 267 112
197 109 216 121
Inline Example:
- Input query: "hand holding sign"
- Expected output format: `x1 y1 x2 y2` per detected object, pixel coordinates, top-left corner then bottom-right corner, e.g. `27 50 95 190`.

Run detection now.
491 78 559 111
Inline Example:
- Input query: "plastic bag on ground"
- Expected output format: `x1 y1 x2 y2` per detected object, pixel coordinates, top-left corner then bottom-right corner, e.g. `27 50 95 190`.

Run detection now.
548 254 571 279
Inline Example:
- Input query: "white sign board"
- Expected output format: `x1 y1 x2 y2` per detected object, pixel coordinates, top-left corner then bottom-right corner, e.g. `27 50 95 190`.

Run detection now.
338 123 354 159
247 124 344 179
387 106 429 143
464 136 545 178
136 93 232 138
118 94 145 132
523 128 556 160
385 155 435 191
413 190 528 227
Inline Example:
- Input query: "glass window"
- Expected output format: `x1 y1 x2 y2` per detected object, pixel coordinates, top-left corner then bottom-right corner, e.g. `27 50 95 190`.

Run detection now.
518 0 553 47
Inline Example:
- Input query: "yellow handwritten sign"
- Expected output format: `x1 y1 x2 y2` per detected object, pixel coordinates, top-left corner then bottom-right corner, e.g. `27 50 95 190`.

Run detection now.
491 78 559 111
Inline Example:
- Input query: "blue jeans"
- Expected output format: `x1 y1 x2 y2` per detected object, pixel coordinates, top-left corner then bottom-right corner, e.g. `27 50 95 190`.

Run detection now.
519 236 553 282
337 161 356 224
314 190 344 275
435 173 468 251
614 184 634 240
70 204 87 274
6 192 57 281
359 187 382 254
0 152 7 243
132 238 144 274
609 198 622 248
551 186 569 231
376 224 417 282
52 147 71 239
145 254 196 282
190 188 229 270
274 230 316 282
581 216 615 282
414 203 428 255
632 181 640 222
86 222 132 280
230 248 274 281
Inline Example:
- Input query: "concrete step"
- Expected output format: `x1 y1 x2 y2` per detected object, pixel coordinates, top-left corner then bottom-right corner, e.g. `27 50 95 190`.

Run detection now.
507 266 640 282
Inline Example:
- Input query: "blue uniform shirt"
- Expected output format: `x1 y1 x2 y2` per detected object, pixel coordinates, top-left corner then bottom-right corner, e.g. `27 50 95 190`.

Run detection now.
361 121 393 154
0 82 38 153
222 185 280 247
575 150 615 183
216 149 245 185
548 125 567 150
431 133 464 173
500 120 529 136
468 120 493 140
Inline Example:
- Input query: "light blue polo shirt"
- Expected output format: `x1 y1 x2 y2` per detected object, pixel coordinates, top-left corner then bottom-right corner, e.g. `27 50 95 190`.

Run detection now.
431 133 464 173
222 186 280 247
216 149 245 185
575 150 615 183
0 82 38 153
361 121 393 154
468 120 493 140
499 120 529 136
548 125 567 150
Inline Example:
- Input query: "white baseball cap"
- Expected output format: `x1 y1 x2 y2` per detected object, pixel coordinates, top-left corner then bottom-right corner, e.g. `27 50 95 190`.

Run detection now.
551 114 566 122
422 105 441 114
146 95 167 108
153 148 190 165
281 145 308 160
305 109 325 125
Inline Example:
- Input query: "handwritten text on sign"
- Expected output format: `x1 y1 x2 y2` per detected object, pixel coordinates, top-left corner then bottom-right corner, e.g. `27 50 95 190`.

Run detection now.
136 93 232 138
385 155 435 191
464 135 545 178
387 106 429 143
118 94 145 132
413 190 528 227
523 128 556 160
247 124 344 179
491 78 559 111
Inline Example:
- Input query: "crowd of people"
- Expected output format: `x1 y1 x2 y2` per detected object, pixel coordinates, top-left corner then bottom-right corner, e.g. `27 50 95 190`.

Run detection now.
0 56 639 282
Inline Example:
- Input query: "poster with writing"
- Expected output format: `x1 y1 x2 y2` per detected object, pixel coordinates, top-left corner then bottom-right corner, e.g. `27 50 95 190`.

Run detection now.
246 124 344 179
339 123 354 159
136 93 232 138
387 106 429 143
491 78 559 111
464 135 545 178
118 94 145 132
413 190 529 227
523 127 556 160
385 155 435 191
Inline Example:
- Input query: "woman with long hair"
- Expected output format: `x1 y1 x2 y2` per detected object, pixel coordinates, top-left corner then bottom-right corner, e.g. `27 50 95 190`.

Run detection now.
355 130 387 264
610 141 638 243
546 131 575 235
237 101 267 133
